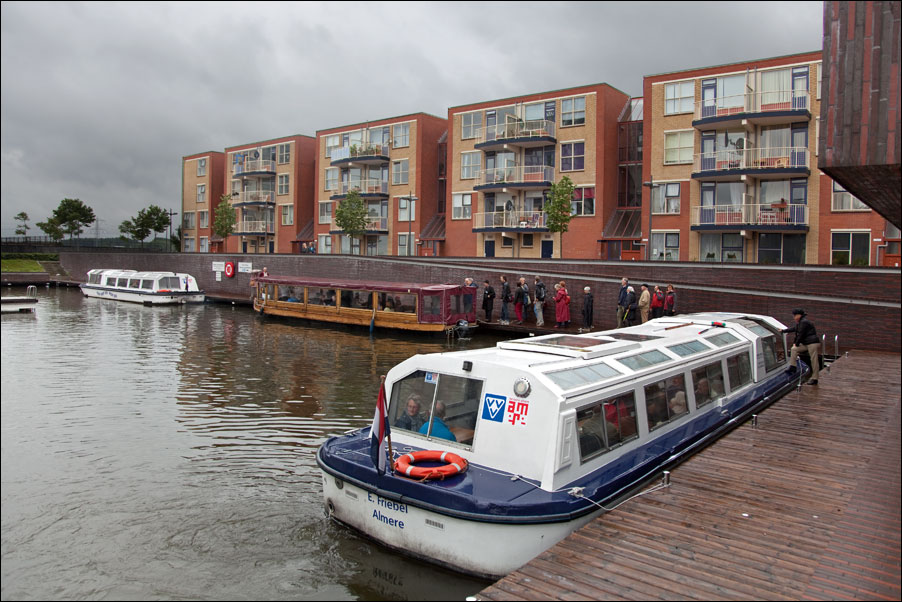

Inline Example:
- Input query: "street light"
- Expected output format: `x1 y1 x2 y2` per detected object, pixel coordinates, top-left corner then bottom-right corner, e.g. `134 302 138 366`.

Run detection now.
167 208 178 253
642 177 662 260
402 193 418 256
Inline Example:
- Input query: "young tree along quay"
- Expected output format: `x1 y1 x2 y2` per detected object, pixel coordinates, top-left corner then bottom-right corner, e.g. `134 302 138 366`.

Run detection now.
545 176 575 258
333 189 367 253
212 195 237 241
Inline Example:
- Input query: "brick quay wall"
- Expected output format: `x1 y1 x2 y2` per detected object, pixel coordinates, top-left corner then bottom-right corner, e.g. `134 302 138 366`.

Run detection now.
58 252 901 353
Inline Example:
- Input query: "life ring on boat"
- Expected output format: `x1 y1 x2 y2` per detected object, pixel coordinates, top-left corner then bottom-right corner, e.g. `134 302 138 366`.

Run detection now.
394 450 468 480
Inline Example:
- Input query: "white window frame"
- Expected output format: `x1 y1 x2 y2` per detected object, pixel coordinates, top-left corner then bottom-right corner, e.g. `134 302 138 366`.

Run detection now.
461 152 481 179
183 237 195 253
398 196 415 222
816 62 822 100
561 96 586 127
196 158 207 177
278 174 289 196
651 231 680 261
324 168 339 191
318 234 332 254
199 236 209 253
318 201 333 224
325 135 341 158
281 204 294 226
278 143 291 164
652 182 681 214
664 130 694 165
561 141 585 172
183 211 196 230
392 159 409 185
196 183 206 203
570 186 596 216
198 210 209 229
398 232 416 256
664 81 695 115
392 123 410 148
452 192 472 220
461 112 482 140
831 181 869 211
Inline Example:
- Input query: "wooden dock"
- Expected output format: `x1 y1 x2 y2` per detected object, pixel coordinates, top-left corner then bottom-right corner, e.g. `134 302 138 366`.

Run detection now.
478 350 901 601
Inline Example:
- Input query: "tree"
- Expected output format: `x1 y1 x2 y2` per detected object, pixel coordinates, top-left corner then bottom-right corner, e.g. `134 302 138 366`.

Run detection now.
333 189 367 252
42 198 96 243
36 216 64 242
119 209 153 247
545 175 575 258
14 212 30 236
170 225 182 252
144 205 172 240
212 195 237 241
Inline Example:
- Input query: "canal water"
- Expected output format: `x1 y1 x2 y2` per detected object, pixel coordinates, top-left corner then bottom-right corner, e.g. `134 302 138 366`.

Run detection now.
1 286 498 600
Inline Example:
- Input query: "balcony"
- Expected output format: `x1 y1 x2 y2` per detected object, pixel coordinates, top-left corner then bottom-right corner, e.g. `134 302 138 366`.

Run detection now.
329 179 389 199
474 165 554 191
475 119 556 151
365 216 388 232
234 220 275 235
690 203 809 230
232 159 276 176
232 191 275 206
693 90 810 129
330 143 390 166
692 147 810 181
472 210 548 232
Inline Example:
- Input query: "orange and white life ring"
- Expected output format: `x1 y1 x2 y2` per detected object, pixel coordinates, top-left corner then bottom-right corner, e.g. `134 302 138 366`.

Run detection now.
394 450 468 480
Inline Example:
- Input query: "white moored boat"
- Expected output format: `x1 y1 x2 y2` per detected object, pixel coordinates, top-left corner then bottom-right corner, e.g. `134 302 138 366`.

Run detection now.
318 312 809 578
80 269 205 305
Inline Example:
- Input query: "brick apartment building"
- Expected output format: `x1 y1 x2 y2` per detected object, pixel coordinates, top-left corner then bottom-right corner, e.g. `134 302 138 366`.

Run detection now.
180 151 225 253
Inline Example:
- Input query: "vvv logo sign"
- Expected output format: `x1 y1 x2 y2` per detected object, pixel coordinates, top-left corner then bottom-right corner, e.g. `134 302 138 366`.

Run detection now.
482 394 507 423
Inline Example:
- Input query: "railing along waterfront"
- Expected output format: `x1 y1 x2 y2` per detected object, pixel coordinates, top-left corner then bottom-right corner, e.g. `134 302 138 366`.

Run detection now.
694 89 810 120
338 179 389 195
331 143 390 162
232 159 276 174
236 220 275 234
476 165 555 187
693 146 810 173
690 203 809 227
473 210 548 229
476 119 556 145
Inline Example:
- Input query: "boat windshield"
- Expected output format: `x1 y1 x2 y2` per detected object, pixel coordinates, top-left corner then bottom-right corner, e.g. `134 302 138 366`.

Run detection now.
389 370 482 448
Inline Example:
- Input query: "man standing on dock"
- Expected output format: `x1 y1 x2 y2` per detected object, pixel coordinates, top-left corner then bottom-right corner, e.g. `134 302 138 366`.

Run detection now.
500 276 511 325
617 277 629 327
533 276 547 327
783 308 820 385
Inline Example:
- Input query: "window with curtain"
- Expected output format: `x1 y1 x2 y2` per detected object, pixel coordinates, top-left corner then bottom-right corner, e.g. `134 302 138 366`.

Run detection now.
392 123 410 148
700 233 721 262
197 158 207 177
561 97 586 126
664 131 694 164
832 181 869 211
651 232 679 261
461 152 481 179
452 193 472 219
760 68 790 107
721 233 743 262
760 180 790 205
652 183 681 214
392 160 409 185
462 113 482 139
665 81 694 115
717 75 745 108
570 187 595 216
715 182 745 206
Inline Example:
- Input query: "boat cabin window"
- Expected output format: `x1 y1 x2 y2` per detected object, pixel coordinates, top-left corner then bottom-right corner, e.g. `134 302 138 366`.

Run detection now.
705 331 740 347
279 286 303 302
617 349 671 371
105 277 116 286
340 290 372 309
691 361 726 407
576 392 638 462
758 333 785 372
308 288 336 306
727 352 752 389
159 276 180 290
116 278 129 287
645 374 689 431
389 370 482 447
423 294 442 316
128 279 141 289
141 280 153 289
546 362 621 390
378 292 415 313
667 340 710 357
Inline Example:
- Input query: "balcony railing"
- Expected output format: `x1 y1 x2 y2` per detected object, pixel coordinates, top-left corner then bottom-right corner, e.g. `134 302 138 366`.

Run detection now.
235 220 275 234
694 89 810 121
690 203 809 227
365 216 388 231
232 159 276 175
476 165 555 187
233 190 275 204
331 143 390 162
476 119 556 145
473 211 548 230
693 147 810 174
338 179 389 195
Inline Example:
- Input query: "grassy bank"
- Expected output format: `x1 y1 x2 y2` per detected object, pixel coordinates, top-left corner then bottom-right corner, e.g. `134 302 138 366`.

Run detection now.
1 259 46 273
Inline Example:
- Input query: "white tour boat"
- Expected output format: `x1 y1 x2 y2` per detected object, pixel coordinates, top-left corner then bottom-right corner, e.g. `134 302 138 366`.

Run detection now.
318 312 809 578
80 269 205 305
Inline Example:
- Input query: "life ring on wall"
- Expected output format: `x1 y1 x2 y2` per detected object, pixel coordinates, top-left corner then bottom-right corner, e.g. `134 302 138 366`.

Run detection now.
394 450 468 480
224 262 235 278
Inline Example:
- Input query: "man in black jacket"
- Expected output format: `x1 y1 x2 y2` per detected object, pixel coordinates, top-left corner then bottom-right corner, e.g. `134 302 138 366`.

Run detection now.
783 308 820 385
481 280 496 323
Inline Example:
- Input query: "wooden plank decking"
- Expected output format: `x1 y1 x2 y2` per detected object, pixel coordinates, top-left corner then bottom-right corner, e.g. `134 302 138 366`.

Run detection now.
478 350 901 601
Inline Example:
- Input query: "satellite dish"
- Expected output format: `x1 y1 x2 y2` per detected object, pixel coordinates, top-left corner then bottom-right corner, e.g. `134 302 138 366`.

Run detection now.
505 200 514 212
735 138 745 150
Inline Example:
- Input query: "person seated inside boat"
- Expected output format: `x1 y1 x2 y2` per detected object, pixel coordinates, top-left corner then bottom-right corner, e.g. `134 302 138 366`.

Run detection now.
668 390 688 417
324 290 337 306
394 394 425 432
646 389 669 430
694 377 712 404
419 401 457 442
382 297 395 312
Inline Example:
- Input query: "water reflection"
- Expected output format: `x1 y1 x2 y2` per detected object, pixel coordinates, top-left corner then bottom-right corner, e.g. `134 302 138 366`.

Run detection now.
1 287 493 600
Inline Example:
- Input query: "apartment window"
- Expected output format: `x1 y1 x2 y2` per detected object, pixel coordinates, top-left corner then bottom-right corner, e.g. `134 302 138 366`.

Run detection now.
522 234 534 247
398 233 415 256
461 152 481 179
198 211 209 229
561 96 586 127
452 193 472 220
392 159 409 185
757 233 806 265
652 182 681 214
196 158 207 177
651 232 679 261
831 232 870 266
325 168 338 191
570 187 595 216
319 201 333 224
501 236 513 248
196 184 206 203
183 212 195 230
183 237 195 253
281 205 293 226
325 135 341 158
665 81 694 115
392 123 410 148
561 142 585 171
832 181 869 211
700 233 743 263
278 143 291 164
664 131 694 164
199 237 209 253
318 234 332 254
816 63 822 99
398 196 415 222
461 112 482 139
278 174 290 196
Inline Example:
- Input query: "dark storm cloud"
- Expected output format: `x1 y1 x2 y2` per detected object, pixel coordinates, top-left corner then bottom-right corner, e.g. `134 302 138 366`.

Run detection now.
0 1 823 235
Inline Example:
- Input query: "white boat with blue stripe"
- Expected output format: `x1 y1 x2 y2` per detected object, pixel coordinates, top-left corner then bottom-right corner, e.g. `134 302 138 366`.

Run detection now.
317 312 807 578
80 269 205 305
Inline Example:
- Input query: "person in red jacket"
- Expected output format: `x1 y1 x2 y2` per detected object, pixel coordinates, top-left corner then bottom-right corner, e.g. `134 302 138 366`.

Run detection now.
651 285 665 319
554 281 571 328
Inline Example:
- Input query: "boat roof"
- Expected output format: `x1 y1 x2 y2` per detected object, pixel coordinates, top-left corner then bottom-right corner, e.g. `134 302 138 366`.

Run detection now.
87 269 194 279
255 275 470 294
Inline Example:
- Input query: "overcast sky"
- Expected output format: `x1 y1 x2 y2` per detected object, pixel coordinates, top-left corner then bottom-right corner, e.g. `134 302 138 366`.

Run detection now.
0 1 824 236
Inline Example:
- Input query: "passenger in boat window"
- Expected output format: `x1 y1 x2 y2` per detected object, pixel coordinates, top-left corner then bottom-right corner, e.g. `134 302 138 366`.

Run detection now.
645 385 669 430
340 290 353 307
325 290 336 306
419 401 456 442
666 375 689 418
693 362 726 407
727 353 752 389
395 394 425 432
382 296 395 311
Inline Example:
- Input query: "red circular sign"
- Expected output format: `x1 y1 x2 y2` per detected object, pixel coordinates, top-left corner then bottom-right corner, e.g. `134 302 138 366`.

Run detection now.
224 261 235 278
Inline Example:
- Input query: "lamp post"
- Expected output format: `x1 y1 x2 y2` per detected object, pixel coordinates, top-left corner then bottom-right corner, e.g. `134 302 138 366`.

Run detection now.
402 192 418 257
167 208 178 253
642 177 662 260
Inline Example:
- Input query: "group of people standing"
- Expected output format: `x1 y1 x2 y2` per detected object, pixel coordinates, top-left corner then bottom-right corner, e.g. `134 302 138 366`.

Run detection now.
480 276 574 329
616 278 676 327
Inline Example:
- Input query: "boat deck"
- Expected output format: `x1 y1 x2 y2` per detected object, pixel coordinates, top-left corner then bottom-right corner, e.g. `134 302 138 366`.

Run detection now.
477 350 901 601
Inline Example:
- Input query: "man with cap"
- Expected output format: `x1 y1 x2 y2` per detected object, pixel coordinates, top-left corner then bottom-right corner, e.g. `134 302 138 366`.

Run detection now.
782 308 820 385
